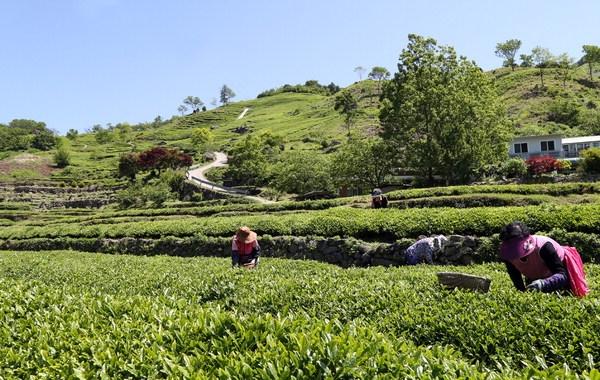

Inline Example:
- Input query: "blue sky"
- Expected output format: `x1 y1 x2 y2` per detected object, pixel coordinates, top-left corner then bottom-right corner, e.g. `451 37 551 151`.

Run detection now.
1 0 599 134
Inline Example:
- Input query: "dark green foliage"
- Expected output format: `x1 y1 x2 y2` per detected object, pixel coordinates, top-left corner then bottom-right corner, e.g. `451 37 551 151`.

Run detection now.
1 119 57 151
65 129 78 140
547 99 580 125
500 158 527 178
117 153 140 180
116 180 171 208
30 129 57 150
271 151 334 194
160 169 187 199
331 137 395 188
257 80 340 98
225 132 282 186
94 128 113 144
53 147 70 168
380 34 510 184
580 147 600 174
579 109 600 135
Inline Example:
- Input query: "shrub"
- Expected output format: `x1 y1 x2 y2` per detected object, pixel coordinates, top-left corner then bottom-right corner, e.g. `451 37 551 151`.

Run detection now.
580 147 600 174
65 129 78 140
160 169 186 199
500 158 527 178
556 159 573 172
525 156 560 175
53 147 70 168
118 153 140 180
116 180 173 208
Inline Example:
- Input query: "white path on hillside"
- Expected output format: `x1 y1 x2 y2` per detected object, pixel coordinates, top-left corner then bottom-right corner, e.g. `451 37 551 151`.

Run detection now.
237 107 250 120
187 152 273 204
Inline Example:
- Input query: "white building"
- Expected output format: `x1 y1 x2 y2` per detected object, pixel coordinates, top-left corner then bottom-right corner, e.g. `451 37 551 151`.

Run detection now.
510 134 600 160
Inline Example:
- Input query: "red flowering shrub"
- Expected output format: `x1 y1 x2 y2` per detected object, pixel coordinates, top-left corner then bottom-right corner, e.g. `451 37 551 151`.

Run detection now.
137 147 192 172
525 156 560 175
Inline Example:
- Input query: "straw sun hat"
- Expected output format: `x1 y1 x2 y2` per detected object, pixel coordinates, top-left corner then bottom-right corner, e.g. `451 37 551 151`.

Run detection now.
236 226 257 244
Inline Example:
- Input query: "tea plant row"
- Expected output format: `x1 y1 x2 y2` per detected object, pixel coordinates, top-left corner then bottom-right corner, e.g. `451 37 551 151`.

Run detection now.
0 251 598 377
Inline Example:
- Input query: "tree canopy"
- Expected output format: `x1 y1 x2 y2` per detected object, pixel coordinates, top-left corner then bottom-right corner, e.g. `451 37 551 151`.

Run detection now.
220 85 236 105
582 45 600 81
495 39 522 71
379 34 510 184
271 151 333 194
334 91 360 138
331 137 396 189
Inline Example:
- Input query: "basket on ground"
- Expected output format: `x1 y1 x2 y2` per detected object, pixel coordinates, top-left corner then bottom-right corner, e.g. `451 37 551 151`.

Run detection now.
436 272 491 293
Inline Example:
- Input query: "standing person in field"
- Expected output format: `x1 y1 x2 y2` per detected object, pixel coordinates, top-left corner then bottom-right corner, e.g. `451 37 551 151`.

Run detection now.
231 226 260 269
371 188 389 209
404 235 448 265
499 221 588 297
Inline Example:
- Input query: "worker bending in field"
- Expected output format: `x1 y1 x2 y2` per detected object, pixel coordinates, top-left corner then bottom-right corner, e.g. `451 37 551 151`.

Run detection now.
231 226 260 269
404 235 448 265
499 221 588 297
371 188 388 209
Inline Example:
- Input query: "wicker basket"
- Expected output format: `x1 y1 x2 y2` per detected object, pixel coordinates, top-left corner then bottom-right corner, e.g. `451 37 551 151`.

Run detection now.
436 272 491 293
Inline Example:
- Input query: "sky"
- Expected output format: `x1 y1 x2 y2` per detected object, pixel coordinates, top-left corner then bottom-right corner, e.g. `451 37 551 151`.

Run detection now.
1 0 599 134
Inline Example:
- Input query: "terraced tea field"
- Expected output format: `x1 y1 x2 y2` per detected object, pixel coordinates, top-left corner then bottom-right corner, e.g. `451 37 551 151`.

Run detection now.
1 181 600 378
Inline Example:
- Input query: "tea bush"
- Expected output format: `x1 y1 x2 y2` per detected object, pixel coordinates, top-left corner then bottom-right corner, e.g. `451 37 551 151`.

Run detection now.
0 251 598 378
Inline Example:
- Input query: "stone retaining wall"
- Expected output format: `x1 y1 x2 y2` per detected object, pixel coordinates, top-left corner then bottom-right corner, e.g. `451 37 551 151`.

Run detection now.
0 234 497 267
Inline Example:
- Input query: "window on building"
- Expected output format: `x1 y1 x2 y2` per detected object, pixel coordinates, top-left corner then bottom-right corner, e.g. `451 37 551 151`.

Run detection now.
541 140 555 151
577 143 591 151
514 143 528 153
563 144 569 152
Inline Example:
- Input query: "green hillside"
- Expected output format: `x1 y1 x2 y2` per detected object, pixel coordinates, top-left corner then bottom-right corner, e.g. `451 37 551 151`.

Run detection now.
493 65 600 136
0 80 382 184
2 66 600 185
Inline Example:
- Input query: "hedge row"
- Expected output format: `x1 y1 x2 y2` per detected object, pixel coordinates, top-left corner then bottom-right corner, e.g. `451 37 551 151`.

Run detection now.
386 182 600 200
3 204 600 242
390 193 550 209
34 198 350 227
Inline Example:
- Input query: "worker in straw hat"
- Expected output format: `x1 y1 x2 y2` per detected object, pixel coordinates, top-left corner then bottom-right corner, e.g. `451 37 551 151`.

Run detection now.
232 226 261 268
499 221 588 297
371 188 388 209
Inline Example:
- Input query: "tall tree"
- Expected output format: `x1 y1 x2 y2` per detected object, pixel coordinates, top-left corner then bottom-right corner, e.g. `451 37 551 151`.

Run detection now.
495 39 522 71
519 53 533 67
183 96 203 112
353 66 366 81
379 34 509 184
582 45 600 82
220 85 236 104
334 91 360 138
531 46 554 87
556 53 575 88
225 132 282 186
331 137 396 189
368 66 391 94
271 151 334 194
177 105 188 115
